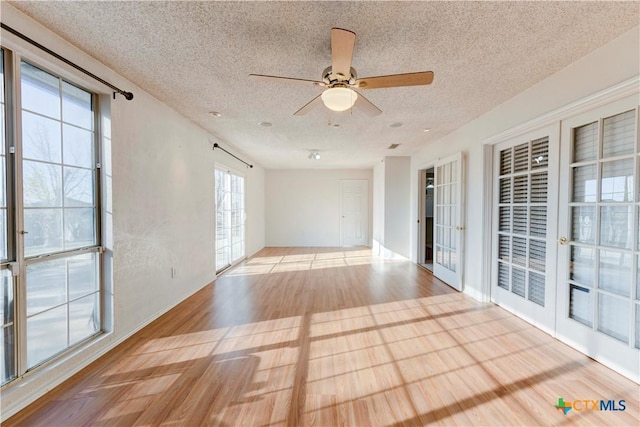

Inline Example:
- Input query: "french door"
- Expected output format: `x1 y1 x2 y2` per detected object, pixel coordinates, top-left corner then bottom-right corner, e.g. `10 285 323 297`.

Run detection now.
1 49 102 385
433 152 464 290
215 167 245 272
556 96 639 380
491 96 640 381
491 125 559 334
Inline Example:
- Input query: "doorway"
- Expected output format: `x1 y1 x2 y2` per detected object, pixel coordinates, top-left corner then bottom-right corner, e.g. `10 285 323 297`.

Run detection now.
419 168 435 271
417 153 465 291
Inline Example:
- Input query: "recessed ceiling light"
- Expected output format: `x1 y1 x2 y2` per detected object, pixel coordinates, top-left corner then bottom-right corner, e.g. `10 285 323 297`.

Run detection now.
423 128 431 132
209 111 221 118
259 121 272 127
388 122 403 128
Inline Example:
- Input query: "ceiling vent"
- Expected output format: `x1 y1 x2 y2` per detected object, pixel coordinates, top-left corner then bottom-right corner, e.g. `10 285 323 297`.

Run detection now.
388 143 400 150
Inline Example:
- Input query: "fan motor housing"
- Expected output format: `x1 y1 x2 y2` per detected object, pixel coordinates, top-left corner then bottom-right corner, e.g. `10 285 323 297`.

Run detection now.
322 66 357 86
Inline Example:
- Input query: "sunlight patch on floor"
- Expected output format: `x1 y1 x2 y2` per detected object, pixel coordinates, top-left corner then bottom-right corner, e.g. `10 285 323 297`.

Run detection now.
226 248 406 277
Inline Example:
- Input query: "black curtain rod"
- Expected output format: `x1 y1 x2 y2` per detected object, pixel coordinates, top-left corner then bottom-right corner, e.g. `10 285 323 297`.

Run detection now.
213 143 253 168
0 22 134 100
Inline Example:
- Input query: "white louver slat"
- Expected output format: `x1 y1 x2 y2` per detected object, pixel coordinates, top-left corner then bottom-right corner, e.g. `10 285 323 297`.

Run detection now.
499 206 511 232
512 236 527 267
513 175 528 203
512 267 526 297
529 272 545 306
531 137 549 169
498 262 509 290
530 173 547 203
603 110 635 158
500 148 512 175
529 207 547 238
529 239 546 272
514 143 529 172
573 121 597 162
513 206 527 235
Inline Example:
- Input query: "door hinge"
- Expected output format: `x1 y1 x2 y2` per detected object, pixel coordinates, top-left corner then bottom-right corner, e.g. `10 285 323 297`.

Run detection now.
9 146 15 154
96 162 102 169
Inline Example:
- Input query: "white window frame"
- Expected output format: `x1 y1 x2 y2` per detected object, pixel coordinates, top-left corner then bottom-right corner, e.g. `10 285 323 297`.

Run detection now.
0 37 110 388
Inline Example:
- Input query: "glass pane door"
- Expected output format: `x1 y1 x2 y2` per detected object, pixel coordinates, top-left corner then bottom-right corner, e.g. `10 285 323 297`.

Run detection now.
215 168 245 273
230 174 245 262
557 99 639 381
215 169 230 271
433 152 463 290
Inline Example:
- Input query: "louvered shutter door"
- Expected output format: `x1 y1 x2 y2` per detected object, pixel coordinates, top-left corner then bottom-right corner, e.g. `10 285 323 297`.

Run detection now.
496 137 550 307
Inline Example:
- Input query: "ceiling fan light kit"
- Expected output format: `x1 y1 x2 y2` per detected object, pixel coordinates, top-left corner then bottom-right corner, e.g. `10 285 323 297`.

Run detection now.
321 87 358 111
249 28 434 117
309 150 321 160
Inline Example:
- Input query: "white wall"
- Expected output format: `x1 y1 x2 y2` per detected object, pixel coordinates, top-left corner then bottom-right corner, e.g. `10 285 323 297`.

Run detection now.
246 166 266 257
372 157 411 258
383 157 411 258
410 26 640 298
372 161 385 254
0 4 265 419
265 169 373 247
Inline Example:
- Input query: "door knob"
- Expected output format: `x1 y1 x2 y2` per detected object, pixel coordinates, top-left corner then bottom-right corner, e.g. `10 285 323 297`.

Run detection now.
558 237 568 245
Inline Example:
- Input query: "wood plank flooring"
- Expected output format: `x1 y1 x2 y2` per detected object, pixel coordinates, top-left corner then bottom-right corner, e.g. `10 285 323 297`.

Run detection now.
5 247 640 426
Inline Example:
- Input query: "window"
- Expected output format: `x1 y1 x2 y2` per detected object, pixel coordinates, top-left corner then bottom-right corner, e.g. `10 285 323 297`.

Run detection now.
215 168 245 272
0 50 103 385
1 49 15 385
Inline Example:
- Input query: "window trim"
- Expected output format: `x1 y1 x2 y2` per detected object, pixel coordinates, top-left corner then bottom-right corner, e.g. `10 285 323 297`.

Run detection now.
0 44 107 386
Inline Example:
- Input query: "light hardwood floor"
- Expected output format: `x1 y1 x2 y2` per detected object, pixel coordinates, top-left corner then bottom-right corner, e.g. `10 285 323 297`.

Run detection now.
5 247 639 426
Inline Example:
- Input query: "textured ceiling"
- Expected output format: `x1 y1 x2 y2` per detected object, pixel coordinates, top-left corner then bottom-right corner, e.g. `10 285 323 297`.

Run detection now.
7 1 639 169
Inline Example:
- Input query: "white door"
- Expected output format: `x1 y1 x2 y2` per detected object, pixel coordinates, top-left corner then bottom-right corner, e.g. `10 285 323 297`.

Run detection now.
556 97 640 381
491 126 559 334
340 180 368 246
433 153 464 290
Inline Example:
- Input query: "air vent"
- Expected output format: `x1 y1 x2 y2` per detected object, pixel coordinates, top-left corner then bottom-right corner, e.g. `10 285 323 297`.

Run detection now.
388 143 400 149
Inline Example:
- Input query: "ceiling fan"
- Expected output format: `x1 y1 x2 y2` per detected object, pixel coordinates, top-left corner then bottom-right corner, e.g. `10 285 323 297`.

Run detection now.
249 28 434 117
